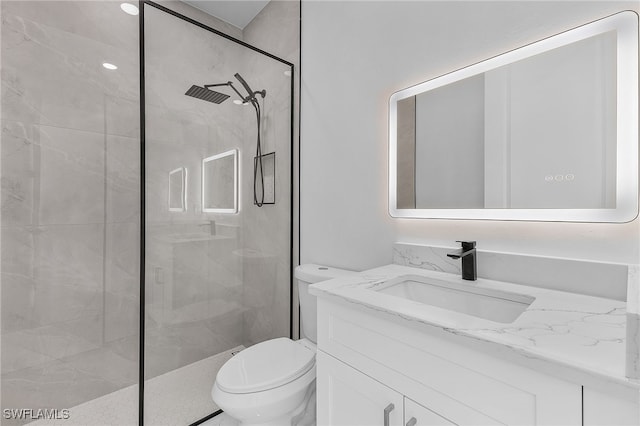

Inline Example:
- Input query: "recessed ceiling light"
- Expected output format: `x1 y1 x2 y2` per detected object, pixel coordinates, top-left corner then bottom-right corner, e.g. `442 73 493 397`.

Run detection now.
120 3 139 16
102 62 118 70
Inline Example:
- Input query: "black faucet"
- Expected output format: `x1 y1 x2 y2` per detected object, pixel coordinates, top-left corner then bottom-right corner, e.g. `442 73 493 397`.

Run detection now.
447 241 477 281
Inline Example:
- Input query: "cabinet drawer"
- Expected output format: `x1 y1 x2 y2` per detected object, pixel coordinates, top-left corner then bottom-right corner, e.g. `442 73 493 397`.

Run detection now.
318 298 581 426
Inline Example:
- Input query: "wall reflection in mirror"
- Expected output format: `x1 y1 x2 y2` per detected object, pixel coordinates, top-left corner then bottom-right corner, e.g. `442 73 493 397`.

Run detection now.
169 167 187 212
390 11 638 222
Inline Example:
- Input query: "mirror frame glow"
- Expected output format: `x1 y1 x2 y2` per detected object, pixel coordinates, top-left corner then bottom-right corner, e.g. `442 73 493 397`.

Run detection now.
202 149 239 214
389 11 638 222
168 167 187 212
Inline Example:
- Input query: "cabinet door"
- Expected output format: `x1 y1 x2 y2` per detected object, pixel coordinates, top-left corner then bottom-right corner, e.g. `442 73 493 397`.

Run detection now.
404 398 456 426
317 350 403 426
583 387 640 426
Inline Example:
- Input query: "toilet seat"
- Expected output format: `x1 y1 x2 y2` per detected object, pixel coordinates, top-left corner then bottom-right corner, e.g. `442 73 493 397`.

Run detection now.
216 338 315 394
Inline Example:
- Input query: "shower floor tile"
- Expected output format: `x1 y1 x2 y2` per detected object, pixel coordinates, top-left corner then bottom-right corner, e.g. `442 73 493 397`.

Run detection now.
201 412 237 426
26 346 241 426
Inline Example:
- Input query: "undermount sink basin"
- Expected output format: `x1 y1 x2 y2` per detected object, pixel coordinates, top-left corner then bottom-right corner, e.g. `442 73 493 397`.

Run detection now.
375 275 535 323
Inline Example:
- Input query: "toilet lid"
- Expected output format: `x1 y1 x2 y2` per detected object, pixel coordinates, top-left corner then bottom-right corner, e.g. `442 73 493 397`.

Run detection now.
216 338 315 394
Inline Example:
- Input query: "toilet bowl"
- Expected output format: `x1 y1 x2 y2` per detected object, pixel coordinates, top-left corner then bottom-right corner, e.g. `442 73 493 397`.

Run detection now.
211 264 354 426
212 338 316 426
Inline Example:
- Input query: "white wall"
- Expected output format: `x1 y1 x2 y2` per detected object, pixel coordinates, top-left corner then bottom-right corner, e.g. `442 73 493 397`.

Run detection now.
301 1 639 273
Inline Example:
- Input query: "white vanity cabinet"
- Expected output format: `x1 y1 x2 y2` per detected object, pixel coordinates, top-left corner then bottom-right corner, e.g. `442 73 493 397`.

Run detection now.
316 298 584 426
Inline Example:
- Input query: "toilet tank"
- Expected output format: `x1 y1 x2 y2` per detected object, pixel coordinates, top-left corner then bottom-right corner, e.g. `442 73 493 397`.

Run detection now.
294 264 355 343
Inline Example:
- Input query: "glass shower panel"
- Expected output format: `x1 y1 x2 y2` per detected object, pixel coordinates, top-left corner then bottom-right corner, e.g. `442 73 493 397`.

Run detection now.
143 4 292 424
1 1 140 425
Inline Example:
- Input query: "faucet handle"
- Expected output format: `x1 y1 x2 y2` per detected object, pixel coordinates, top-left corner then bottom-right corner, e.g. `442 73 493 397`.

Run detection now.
456 240 476 250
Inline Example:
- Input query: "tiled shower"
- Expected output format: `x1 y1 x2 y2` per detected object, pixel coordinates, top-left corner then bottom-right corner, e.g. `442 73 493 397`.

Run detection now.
1 1 295 424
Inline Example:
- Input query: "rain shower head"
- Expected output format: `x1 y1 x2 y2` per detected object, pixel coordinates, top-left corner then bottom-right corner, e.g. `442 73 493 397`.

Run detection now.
185 85 230 104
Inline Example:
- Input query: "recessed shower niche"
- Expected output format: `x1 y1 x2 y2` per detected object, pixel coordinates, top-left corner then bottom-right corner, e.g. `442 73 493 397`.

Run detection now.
254 152 275 205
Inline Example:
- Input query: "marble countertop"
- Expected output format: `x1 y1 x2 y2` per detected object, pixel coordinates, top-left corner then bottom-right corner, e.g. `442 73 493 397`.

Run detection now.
310 264 635 390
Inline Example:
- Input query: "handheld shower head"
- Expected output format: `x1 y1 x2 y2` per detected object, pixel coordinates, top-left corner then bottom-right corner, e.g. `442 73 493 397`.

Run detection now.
234 73 254 101
234 73 266 101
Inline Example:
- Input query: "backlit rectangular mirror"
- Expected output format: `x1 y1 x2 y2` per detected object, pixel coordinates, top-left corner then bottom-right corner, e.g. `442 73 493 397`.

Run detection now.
389 11 638 222
169 167 187 212
202 149 238 214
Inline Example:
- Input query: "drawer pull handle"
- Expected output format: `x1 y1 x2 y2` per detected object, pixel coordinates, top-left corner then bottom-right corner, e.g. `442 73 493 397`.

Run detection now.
383 403 395 426
406 417 417 426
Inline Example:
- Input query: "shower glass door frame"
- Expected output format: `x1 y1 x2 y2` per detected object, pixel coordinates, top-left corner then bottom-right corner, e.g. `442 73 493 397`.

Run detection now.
138 2 295 424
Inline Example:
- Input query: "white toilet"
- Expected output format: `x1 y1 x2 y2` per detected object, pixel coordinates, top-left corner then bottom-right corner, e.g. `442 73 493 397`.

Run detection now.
211 264 353 426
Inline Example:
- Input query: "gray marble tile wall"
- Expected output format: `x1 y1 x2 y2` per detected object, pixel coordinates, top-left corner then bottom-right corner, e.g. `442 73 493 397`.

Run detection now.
234 52 292 346
143 3 297 394
241 0 299 347
1 1 298 423
1 1 140 422
142 5 290 422
143 6 245 388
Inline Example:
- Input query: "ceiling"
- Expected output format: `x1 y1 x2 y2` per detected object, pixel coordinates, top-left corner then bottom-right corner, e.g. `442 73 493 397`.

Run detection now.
181 1 270 29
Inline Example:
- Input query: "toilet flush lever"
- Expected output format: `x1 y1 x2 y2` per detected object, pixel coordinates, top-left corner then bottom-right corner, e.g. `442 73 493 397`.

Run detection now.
383 403 395 426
